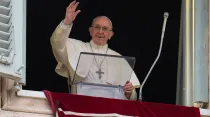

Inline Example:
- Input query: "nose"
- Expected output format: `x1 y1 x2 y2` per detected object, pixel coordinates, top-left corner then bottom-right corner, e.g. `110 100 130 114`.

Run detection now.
99 28 104 33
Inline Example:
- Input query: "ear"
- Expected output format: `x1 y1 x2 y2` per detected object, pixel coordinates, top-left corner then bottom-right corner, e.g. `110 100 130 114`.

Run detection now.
108 31 114 40
89 27 93 36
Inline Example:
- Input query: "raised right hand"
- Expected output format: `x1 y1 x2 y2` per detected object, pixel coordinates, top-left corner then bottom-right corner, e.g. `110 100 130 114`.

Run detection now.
63 1 81 25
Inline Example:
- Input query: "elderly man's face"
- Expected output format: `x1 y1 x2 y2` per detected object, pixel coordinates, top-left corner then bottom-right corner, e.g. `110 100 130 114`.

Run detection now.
89 17 114 46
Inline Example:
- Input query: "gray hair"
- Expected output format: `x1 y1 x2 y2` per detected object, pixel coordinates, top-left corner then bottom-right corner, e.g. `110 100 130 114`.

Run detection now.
91 16 113 30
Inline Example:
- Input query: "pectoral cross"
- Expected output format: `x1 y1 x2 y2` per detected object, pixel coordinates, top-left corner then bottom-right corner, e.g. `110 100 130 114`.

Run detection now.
96 69 104 79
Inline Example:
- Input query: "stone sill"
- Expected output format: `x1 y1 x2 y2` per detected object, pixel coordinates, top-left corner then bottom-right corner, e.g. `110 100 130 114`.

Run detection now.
1 77 210 117
16 89 210 117
17 89 46 99
0 109 53 117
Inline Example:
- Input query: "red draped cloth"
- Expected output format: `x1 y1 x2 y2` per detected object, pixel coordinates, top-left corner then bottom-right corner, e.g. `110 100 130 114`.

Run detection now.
43 90 200 117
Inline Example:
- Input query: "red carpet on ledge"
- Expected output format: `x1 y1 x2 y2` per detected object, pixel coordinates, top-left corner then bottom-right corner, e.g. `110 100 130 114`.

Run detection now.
43 90 200 117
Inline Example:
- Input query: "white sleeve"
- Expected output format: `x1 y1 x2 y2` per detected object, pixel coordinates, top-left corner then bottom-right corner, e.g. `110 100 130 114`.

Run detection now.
50 20 73 67
50 20 86 79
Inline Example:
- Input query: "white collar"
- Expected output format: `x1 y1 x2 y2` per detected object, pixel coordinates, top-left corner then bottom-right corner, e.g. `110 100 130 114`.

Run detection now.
90 40 108 50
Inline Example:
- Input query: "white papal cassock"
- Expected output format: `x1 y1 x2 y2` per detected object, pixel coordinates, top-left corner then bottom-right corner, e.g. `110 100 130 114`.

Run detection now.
50 20 140 100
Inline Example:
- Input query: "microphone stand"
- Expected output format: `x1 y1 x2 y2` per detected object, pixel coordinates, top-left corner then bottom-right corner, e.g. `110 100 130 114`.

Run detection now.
139 12 169 101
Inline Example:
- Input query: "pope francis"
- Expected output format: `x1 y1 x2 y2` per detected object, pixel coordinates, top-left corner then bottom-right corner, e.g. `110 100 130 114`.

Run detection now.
50 0 140 100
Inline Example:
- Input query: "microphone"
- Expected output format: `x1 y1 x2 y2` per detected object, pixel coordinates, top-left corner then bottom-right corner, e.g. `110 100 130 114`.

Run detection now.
139 12 169 101
162 12 169 40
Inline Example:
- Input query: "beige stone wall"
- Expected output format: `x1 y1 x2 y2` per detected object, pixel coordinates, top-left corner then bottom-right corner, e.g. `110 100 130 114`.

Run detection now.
0 77 53 116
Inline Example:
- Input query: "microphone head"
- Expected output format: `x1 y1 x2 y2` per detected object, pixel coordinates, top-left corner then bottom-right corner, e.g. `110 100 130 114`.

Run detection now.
164 12 169 18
